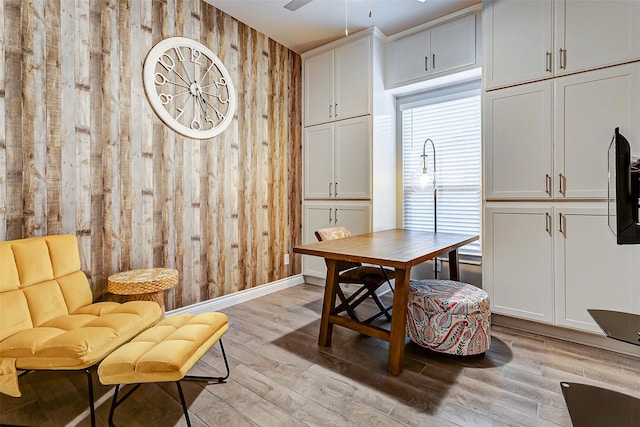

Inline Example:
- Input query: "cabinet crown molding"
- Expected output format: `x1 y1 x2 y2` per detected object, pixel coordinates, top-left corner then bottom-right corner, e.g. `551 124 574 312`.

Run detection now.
301 27 385 59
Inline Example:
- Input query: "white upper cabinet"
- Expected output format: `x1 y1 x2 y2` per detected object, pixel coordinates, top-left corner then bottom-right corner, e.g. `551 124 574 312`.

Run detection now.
485 62 640 200
304 50 334 127
430 14 477 76
484 0 553 90
555 0 640 77
334 37 371 122
386 31 430 87
484 81 553 200
304 36 371 127
386 13 478 89
484 0 640 90
303 116 371 200
554 62 640 199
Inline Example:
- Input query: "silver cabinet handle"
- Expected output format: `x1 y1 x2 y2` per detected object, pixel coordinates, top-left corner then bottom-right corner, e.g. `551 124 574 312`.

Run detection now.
334 182 338 197
329 208 332 223
559 212 566 238
334 208 338 223
425 56 428 72
329 182 333 197
559 173 566 196
545 174 552 196
559 48 567 69
329 104 333 118
432 53 436 70
545 212 552 237
546 52 552 72
334 103 338 117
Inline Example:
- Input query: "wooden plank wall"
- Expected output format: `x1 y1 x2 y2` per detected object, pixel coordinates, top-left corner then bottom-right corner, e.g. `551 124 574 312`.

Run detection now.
0 0 303 311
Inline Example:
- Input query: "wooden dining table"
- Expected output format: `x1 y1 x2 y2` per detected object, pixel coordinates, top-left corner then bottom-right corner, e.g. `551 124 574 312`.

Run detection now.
293 228 479 376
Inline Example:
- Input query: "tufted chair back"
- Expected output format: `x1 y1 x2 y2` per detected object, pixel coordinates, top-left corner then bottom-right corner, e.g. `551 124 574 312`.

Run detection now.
0 234 92 341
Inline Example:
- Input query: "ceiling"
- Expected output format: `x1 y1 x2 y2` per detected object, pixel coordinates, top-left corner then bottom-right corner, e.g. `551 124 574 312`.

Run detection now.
204 0 480 54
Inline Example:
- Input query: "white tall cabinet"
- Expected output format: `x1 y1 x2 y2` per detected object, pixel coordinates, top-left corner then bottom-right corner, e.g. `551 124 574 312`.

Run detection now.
301 29 395 278
483 0 640 335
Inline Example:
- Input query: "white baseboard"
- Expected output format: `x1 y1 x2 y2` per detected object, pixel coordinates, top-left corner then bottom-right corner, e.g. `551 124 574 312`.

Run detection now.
166 274 306 316
303 275 325 287
493 314 640 358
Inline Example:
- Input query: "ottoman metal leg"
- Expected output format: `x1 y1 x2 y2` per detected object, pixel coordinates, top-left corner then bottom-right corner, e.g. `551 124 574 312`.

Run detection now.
183 339 230 383
105 339 229 426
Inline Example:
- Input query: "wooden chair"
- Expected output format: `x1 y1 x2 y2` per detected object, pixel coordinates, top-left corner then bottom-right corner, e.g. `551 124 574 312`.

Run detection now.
314 226 395 324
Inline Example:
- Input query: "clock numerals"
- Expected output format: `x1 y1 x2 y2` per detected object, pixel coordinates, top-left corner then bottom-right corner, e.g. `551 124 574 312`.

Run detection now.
158 54 175 73
214 77 227 89
174 46 186 62
191 48 202 65
154 73 168 85
159 93 174 105
191 115 202 131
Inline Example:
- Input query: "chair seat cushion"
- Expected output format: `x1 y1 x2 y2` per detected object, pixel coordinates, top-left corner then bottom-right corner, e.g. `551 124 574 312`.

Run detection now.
339 266 395 287
406 280 491 355
0 301 162 369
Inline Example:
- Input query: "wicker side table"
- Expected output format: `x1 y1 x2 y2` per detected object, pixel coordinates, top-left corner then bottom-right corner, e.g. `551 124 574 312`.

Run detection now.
108 268 178 314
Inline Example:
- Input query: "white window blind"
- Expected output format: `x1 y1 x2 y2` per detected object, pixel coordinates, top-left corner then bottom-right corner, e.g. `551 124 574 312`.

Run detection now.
399 81 482 257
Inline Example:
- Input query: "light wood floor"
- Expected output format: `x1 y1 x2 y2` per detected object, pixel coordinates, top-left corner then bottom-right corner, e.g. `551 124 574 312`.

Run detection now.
2 283 640 426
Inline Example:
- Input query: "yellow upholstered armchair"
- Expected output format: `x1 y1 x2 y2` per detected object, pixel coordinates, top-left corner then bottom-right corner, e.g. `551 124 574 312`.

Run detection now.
0 234 163 426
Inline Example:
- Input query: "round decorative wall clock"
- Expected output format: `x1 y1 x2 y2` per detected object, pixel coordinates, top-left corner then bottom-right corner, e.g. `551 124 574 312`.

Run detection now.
143 37 236 139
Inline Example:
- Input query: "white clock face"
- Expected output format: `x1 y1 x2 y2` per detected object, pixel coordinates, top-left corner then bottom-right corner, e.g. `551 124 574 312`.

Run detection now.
143 37 236 140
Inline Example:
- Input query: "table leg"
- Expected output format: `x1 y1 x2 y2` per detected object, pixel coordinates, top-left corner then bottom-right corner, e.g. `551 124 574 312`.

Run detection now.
448 249 460 281
387 267 410 376
318 259 339 347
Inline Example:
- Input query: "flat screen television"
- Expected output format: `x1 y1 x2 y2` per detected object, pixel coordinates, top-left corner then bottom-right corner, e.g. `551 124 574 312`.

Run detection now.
607 127 640 244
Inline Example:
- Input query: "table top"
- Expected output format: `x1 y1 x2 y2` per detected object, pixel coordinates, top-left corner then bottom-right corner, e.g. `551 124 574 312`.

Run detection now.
588 309 640 347
108 268 179 295
293 229 478 269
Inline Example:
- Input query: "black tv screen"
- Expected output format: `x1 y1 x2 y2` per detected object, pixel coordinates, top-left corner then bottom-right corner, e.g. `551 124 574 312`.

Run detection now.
608 127 640 244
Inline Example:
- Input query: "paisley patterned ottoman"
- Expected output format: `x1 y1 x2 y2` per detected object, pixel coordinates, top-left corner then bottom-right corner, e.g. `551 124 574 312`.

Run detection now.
406 280 491 355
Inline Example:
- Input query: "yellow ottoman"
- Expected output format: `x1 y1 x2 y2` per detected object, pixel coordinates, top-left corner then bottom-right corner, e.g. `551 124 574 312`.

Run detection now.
98 312 230 426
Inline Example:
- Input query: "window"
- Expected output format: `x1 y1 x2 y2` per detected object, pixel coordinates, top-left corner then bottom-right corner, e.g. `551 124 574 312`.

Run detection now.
398 81 482 257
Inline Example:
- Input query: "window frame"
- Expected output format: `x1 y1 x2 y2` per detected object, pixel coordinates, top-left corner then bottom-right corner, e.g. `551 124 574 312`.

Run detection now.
395 79 482 262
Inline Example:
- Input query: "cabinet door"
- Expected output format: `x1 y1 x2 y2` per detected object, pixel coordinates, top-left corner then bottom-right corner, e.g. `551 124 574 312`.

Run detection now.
302 201 371 278
334 36 371 121
485 81 553 199
334 117 371 199
333 202 371 235
304 50 334 126
555 63 640 199
555 0 640 76
431 14 476 77
484 205 555 323
302 202 334 278
304 124 334 199
484 0 553 89
385 30 429 87
555 206 640 333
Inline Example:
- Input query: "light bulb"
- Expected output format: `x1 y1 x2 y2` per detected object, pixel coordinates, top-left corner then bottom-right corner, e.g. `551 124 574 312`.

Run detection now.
410 164 436 193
